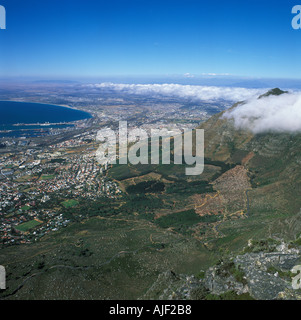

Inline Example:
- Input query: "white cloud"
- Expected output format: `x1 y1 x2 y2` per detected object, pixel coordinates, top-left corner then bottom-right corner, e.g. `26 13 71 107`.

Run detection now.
85 83 265 103
201 73 231 76
184 73 195 78
223 91 301 133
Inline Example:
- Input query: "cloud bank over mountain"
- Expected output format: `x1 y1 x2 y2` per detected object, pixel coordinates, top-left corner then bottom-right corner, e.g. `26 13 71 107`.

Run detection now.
223 91 301 133
86 83 301 133
85 83 265 102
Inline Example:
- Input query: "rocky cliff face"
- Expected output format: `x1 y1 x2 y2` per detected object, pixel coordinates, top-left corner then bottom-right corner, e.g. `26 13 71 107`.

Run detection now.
206 240 301 300
142 239 301 300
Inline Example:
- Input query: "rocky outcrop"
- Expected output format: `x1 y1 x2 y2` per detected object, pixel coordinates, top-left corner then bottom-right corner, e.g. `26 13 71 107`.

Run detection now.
204 241 301 300
142 240 301 300
233 244 300 299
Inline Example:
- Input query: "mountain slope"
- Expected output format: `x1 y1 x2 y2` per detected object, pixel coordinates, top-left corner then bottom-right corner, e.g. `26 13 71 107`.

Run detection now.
196 88 301 245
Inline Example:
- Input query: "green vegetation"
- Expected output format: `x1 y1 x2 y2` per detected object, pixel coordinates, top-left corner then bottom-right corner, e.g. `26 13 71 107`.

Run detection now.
15 219 42 232
195 270 206 280
21 205 30 211
190 286 254 300
61 199 79 208
126 180 165 194
199 214 222 223
0 216 215 300
216 260 247 285
205 291 254 300
40 174 55 180
242 239 281 254
266 266 295 280
166 180 213 195
108 164 152 181
155 209 202 235
294 238 301 246
121 194 164 215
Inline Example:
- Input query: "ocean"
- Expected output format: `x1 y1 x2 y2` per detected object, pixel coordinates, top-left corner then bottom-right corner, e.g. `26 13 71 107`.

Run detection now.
0 101 92 138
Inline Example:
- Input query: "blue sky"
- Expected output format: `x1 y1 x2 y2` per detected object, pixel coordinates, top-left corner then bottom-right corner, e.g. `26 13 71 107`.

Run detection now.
0 0 300 79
